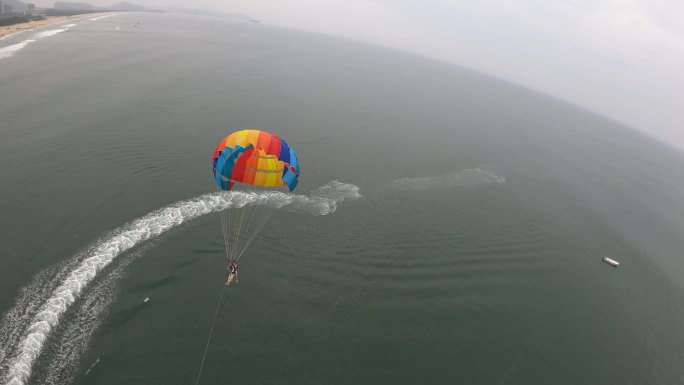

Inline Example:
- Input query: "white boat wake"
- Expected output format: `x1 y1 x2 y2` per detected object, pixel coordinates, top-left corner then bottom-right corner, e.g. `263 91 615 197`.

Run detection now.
0 181 360 385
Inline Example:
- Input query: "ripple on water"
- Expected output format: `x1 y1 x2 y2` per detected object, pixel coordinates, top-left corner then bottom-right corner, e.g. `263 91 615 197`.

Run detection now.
265 191 554 317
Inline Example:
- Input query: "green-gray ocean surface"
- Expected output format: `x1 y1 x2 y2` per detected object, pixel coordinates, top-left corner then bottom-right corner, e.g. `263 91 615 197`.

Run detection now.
1 12 684 385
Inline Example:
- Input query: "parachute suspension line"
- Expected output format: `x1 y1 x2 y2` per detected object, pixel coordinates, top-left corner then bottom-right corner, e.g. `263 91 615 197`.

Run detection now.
213 184 277 262
241 196 262 241
234 202 265 260
222 210 230 259
231 202 273 260
236 210 273 260
235 203 256 258
236 205 274 261
231 205 244 259
225 204 236 259
232 202 264 260
228 203 236 256
230 206 247 260
194 284 227 385
238 204 259 258
214 182 232 261
227 205 238 260
219 207 228 258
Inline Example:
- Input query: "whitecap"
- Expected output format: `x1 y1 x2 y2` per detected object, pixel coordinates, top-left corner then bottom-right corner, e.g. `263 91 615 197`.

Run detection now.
391 168 506 191
32 29 67 39
89 14 116 21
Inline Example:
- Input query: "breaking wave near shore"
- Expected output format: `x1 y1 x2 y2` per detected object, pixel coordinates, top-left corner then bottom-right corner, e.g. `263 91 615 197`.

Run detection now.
0 25 73 59
0 181 360 385
0 13 116 59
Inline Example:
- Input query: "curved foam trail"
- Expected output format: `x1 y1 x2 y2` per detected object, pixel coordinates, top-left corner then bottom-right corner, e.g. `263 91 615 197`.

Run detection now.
391 168 506 191
3 181 360 385
41 247 146 384
0 259 79 376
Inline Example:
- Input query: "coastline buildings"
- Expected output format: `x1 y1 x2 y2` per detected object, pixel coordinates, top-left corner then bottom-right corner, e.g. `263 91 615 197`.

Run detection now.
1 2 12 16
0 2 39 20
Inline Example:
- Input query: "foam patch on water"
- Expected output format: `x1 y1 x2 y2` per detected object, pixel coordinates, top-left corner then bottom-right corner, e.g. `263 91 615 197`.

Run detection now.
0 181 360 385
391 168 506 191
287 181 362 215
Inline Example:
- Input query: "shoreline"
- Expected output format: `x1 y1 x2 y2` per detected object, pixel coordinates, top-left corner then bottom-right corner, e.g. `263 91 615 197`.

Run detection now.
0 13 110 39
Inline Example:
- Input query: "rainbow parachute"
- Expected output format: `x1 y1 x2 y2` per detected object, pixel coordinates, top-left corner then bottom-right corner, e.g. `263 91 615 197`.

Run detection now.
212 130 300 262
213 129 300 191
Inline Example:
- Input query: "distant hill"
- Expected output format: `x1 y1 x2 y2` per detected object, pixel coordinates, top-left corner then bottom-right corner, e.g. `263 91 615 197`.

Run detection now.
219 12 258 23
53 1 151 11
163 7 213 17
163 7 257 22
107 2 148 11
54 1 98 10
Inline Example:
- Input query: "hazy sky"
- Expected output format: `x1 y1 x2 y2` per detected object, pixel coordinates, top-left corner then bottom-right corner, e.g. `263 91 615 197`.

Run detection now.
39 0 684 148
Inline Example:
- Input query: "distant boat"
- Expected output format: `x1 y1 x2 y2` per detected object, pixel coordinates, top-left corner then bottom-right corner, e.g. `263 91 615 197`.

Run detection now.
602 256 619 267
143 297 150 303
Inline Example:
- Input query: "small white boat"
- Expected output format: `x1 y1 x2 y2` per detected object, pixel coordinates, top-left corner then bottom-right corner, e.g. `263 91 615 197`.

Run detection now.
602 256 619 267
143 297 150 303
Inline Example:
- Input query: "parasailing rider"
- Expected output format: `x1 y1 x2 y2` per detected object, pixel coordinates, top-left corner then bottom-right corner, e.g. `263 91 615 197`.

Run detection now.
213 130 300 287
225 260 239 286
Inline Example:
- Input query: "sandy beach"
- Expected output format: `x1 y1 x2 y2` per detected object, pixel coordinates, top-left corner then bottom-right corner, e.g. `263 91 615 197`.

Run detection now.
0 14 108 39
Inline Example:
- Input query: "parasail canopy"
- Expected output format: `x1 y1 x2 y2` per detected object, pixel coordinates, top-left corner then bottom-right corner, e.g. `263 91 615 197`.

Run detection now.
213 129 300 192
